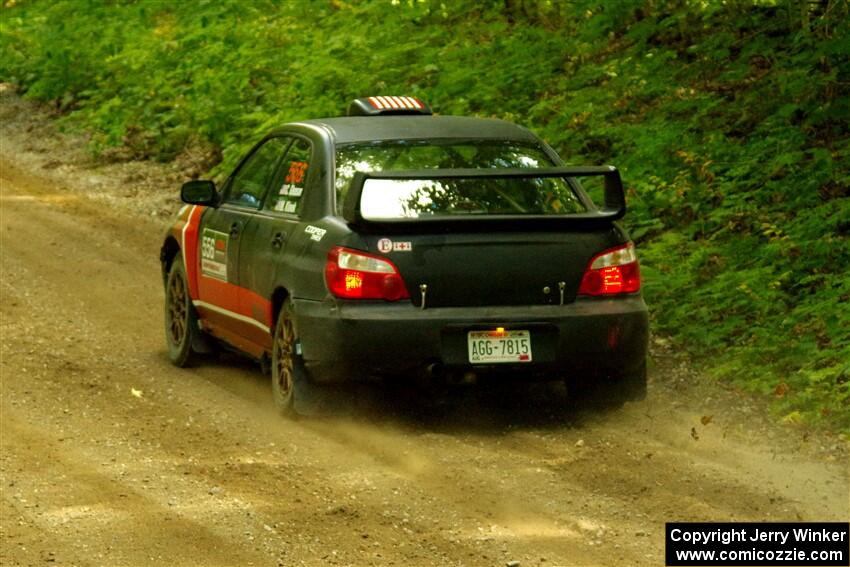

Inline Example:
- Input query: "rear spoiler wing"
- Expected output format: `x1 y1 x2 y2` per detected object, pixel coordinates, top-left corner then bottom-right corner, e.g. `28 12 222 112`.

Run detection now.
342 166 626 228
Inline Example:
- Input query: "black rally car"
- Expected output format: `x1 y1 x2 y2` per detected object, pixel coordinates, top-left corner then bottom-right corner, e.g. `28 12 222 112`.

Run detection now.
161 96 648 413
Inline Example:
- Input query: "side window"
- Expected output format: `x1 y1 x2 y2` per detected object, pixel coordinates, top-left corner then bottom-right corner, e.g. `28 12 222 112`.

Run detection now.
225 138 289 208
265 138 312 215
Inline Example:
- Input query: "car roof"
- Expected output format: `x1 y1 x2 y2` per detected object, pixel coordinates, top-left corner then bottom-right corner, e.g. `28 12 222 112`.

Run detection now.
272 115 541 145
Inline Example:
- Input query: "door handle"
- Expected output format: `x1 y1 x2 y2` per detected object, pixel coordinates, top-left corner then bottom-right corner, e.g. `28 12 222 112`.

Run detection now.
229 222 240 238
271 232 285 248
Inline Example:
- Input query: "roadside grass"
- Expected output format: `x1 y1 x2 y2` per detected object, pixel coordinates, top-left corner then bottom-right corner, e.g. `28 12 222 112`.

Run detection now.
1 0 847 431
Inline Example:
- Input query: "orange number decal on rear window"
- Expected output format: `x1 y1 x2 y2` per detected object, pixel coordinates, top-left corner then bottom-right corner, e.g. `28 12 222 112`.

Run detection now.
285 161 309 185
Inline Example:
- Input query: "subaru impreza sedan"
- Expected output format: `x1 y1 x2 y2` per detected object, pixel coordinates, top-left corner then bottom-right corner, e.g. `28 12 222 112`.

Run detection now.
160 96 648 414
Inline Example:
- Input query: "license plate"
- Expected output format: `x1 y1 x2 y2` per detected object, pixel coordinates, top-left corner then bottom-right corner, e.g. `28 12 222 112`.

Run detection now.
467 330 532 364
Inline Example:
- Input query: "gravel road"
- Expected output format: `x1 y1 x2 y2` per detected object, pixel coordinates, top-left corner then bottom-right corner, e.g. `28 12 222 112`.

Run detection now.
1 88 847 567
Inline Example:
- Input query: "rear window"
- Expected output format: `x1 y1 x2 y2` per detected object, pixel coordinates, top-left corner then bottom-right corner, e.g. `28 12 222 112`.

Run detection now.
334 140 587 217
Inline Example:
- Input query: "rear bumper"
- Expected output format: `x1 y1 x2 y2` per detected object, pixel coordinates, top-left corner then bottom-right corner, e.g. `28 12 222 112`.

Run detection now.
294 296 648 382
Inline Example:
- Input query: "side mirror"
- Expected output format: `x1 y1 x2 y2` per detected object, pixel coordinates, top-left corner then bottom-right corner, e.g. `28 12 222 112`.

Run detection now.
180 180 218 206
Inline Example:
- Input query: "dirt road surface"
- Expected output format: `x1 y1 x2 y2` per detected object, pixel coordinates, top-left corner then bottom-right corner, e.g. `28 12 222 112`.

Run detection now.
1 90 847 567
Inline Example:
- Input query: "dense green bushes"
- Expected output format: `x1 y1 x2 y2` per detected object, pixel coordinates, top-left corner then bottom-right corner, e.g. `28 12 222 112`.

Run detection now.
2 0 848 430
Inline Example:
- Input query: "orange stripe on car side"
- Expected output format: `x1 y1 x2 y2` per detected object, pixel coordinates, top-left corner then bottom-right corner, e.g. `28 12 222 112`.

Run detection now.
181 205 204 299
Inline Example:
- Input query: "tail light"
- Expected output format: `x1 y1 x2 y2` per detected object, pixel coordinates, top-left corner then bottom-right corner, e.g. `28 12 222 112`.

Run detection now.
577 242 641 296
324 246 410 301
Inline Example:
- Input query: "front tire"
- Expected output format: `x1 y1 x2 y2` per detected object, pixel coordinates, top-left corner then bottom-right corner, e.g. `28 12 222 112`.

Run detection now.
164 259 201 367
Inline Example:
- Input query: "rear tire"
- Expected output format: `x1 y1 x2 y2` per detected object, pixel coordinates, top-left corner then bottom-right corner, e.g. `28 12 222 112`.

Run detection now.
271 300 301 415
617 360 647 402
566 361 647 408
164 259 201 367
271 300 344 417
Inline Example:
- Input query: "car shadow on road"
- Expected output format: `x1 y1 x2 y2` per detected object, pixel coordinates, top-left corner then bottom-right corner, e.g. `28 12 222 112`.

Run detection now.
190 352 625 435
354 380 616 435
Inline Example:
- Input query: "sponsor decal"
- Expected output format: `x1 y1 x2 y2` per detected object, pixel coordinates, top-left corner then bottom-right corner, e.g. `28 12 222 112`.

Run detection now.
200 228 229 281
304 225 326 242
277 184 303 198
377 238 393 253
274 200 297 213
377 238 412 253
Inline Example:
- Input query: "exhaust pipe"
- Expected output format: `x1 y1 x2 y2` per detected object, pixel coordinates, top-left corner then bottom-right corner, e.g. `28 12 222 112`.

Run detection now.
414 361 446 390
425 362 445 380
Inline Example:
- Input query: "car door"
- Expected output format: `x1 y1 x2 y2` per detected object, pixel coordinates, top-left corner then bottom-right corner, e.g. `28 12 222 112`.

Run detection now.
237 136 314 349
195 137 289 355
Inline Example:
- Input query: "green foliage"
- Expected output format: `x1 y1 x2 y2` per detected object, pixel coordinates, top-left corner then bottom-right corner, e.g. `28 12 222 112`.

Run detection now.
2 0 848 429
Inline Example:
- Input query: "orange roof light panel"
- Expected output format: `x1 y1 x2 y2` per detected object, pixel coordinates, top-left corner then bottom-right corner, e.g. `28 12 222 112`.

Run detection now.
367 96 425 110
346 96 432 116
